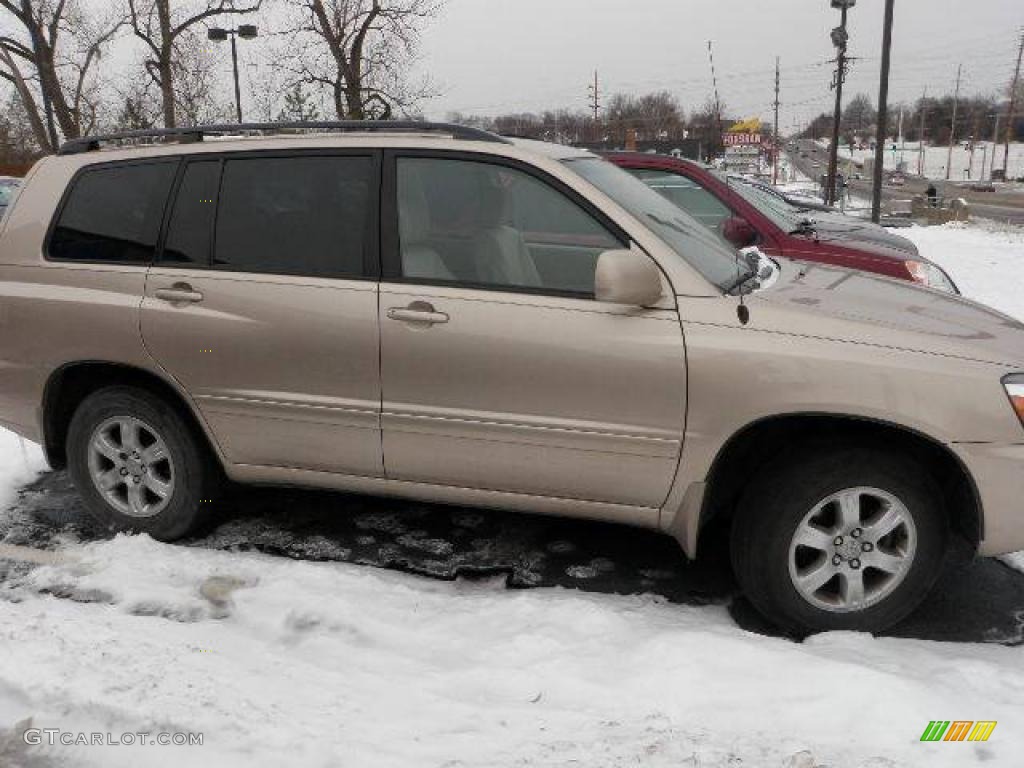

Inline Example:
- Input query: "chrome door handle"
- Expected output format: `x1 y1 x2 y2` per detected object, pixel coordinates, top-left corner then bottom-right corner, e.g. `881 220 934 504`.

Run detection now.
387 302 449 325
154 284 204 304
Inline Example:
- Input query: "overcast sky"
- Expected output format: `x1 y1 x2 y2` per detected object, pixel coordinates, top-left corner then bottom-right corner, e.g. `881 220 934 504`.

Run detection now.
406 0 1023 129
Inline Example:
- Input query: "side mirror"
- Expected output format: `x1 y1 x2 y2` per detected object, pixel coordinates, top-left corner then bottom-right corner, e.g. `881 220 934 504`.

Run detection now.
722 216 758 249
595 249 663 307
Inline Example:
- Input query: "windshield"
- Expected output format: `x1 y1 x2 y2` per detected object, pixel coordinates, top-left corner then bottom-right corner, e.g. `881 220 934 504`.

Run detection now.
713 174 805 230
563 158 740 289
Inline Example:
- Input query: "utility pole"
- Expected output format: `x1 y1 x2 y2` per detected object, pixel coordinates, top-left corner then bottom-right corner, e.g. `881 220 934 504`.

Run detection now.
588 71 601 142
1002 30 1024 177
825 0 855 206
946 63 962 181
897 106 905 166
707 40 724 164
870 0 895 223
917 87 927 176
968 111 981 179
773 56 781 185
990 110 1002 180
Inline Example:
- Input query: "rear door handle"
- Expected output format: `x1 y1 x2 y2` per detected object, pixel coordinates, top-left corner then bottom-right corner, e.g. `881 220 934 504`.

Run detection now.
154 283 204 304
387 302 449 325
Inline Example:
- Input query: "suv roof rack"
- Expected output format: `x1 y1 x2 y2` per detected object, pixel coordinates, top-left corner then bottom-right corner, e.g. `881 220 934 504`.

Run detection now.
57 120 511 156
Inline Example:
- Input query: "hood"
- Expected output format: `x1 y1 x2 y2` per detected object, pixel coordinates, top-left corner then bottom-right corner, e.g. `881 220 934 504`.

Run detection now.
751 259 1024 368
795 215 920 257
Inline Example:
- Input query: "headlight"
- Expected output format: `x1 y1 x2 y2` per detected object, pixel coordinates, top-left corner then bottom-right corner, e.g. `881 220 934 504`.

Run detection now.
905 260 958 293
1002 374 1024 427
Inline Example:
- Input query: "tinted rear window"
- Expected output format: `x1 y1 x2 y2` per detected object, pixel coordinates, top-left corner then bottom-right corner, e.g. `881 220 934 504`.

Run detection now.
49 162 176 263
213 156 372 278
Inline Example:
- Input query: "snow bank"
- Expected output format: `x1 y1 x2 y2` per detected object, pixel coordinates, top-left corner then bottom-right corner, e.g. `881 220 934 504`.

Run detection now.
816 140 1024 180
2 534 1022 767
901 221 1024 320
0 430 46 511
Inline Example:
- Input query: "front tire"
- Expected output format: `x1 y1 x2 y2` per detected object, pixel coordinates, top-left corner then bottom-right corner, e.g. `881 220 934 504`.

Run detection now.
67 386 218 541
731 447 947 635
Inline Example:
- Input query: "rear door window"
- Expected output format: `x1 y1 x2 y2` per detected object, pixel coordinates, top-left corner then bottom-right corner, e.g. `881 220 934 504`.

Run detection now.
49 162 177 264
213 155 374 278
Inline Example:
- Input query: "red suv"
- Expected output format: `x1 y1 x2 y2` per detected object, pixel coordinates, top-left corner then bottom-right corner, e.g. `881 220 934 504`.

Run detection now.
602 152 957 293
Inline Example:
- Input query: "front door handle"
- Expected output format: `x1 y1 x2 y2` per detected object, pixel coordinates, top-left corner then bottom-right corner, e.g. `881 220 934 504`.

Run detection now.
154 283 204 304
387 301 449 325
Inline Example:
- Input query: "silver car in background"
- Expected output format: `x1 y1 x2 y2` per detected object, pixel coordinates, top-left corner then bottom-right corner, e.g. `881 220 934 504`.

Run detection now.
0 177 21 222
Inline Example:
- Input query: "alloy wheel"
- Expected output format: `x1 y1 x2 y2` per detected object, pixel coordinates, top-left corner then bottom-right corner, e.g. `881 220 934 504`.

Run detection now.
87 416 175 518
787 486 917 613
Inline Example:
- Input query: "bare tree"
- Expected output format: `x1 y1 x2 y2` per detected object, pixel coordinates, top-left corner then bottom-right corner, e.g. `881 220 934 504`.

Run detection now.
444 111 490 130
171 31 234 125
539 108 589 144
0 36 49 150
841 93 876 140
0 89 39 163
104 72 162 132
491 112 540 138
277 0 440 120
0 0 121 150
126 0 260 128
688 97 728 162
636 91 686 139
605 91 686 144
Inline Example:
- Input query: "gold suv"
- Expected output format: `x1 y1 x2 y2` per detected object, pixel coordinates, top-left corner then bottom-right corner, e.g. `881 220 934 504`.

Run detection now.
2 121 1023 634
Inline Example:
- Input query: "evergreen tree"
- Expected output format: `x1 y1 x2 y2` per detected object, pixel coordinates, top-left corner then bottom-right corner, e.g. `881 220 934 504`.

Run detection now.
277 84 322 122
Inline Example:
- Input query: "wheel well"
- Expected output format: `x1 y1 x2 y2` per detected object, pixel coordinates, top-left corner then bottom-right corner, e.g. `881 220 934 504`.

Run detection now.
701 414 982 550
42 362 217 470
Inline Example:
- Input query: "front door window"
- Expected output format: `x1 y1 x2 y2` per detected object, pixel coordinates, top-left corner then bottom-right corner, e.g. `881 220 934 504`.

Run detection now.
396 157 621 296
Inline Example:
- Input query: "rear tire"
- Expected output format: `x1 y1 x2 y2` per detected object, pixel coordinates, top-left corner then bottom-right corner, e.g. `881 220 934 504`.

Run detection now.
67 386 218 541
731 446 947 635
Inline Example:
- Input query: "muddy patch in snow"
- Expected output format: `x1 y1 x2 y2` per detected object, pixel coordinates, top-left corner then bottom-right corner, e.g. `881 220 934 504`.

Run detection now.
4 470 1024 645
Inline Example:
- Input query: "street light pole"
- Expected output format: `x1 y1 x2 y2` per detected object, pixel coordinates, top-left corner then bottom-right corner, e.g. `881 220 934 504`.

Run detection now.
209 25 259 124
825 0 855 206
870 0 895 223
230 33 242 124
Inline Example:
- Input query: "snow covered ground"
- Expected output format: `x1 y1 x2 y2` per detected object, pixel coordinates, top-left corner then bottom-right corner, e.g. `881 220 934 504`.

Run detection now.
1 222 1024 767
815 140 1024 181
903 221 1024 319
